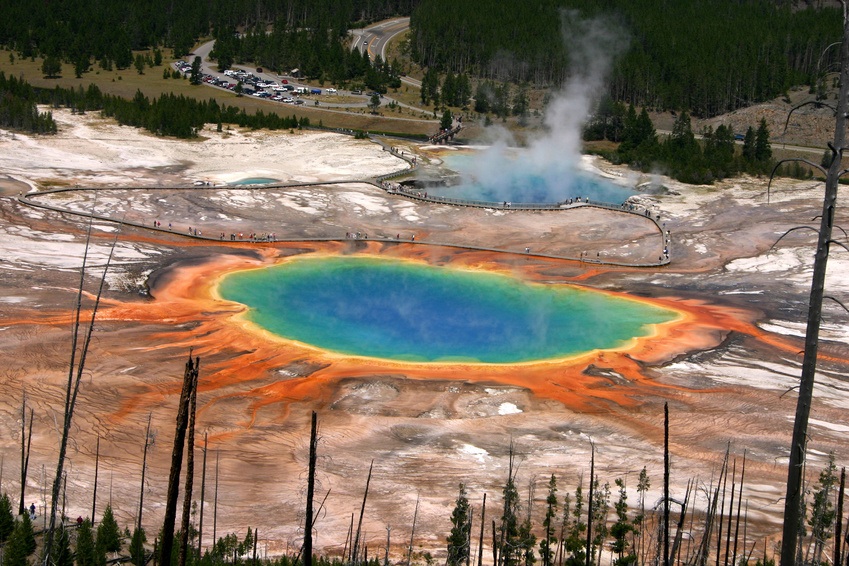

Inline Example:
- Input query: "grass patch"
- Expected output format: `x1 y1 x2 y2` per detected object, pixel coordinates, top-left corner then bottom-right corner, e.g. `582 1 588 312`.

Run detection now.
0 49 440 136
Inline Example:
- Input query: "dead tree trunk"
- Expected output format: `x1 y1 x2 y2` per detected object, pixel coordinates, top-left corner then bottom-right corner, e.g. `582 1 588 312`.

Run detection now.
586 441 595 566
160 354 199 566
407 498 419 566
44 222 117 564
138 413 152 532
304 411 318 566
835 468 846 566
178 363 200 566
664 403 670 566
352 460 374 566
693 450 731 566
716 455 730 566
345 513 354 563
724 460 737 566
478 494 486 566
780 6 849 566
213 450 219 546
92 435 99 521
670 481 692 565
19 403 33 516
198 432 208 559
731 454 747 566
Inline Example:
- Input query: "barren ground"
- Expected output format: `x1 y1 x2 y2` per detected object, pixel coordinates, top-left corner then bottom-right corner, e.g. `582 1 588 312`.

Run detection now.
1 109 848 563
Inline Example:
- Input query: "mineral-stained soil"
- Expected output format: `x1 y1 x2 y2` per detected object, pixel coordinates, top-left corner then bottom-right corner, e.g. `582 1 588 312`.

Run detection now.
1 109 848 562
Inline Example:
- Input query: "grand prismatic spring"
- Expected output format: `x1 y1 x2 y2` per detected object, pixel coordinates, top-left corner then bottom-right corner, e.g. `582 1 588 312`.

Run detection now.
217 256 679 363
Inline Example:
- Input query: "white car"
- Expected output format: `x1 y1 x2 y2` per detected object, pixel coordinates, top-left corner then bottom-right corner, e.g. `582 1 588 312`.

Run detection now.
325 88 337 94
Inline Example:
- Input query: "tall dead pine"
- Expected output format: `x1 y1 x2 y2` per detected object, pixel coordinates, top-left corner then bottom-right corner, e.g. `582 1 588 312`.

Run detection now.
780 5 849 566
197 432 208 559
304 412 318 566
44 220 118 564
160 353 199 566
477 494 486 566
19 401 33 516
178 362 200 566
352 460 374 565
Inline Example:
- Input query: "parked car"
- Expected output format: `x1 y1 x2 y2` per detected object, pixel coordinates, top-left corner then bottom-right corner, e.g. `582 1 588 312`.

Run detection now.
351 89 362 95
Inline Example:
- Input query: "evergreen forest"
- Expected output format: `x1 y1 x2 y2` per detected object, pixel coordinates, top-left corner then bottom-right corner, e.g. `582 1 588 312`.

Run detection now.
0 0 418 69
409 0 842 117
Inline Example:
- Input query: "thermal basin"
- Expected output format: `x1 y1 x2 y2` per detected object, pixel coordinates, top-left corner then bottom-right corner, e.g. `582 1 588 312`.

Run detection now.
217 256 679 363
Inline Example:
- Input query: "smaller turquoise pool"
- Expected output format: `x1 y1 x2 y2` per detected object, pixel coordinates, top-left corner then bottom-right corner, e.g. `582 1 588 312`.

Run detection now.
218 256 678 363
230 177 279 185
428 153 635 205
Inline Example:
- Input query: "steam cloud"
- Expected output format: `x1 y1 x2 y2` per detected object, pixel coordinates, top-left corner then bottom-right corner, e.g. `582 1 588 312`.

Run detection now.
457 11 629 204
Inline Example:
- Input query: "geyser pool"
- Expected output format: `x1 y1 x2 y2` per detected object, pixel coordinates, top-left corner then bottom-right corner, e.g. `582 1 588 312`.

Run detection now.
428 153 636 205
218 257 678 363
230 177 279 185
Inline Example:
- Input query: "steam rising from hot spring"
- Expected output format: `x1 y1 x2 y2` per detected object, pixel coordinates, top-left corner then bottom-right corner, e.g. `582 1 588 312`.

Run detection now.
461 11 629 202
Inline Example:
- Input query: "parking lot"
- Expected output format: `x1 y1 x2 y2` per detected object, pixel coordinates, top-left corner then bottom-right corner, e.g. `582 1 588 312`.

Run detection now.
174 60 370 108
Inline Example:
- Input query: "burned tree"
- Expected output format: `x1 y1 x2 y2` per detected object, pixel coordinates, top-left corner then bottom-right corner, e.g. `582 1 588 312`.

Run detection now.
160 353 200 566
776 4 849 566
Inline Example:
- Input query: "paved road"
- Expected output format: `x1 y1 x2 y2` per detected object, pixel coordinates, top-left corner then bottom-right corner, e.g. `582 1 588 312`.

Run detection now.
355 17 422 90
656 129 826 155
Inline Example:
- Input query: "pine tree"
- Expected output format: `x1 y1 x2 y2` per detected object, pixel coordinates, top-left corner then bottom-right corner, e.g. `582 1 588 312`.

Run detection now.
134 54 146 75
97 504 122 554
190 56 202 85
5 519 31 566
563 483 586 566
539 475 558 566
754 117 772 164
498 446 522 566
129 527 147 566
635 467 650 565
807 453 838 564
447 484 471 566
589 479 611 566
610 479 636 566
474 81 492 114
42 56 62 78
52 526 75 566
665 110 699 165
518 515 536 566
442 72 456 108
19 511 35 555
440 110 453 131
512 85 529 117
241 527 254 560
0 492 14 543
456 74 472 108
499 473 521 566
742 126 757 164
77 519 97 566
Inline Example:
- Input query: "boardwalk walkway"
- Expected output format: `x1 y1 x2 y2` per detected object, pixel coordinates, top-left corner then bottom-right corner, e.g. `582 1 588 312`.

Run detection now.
16 137 670 267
